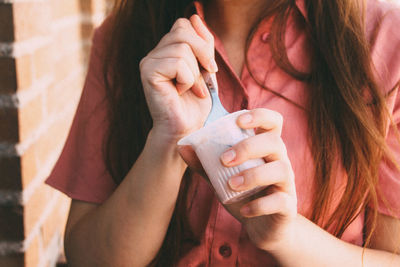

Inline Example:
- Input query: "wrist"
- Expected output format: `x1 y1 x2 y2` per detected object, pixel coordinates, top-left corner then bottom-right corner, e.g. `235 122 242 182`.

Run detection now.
149 125 187 145
145 128 187 169
263 214 301 257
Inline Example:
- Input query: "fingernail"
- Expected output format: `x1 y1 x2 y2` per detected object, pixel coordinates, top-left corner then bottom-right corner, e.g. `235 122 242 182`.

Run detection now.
241 206 251 216
229 176 244 189
239 114 252 125
221 149 236 164
209 59 218 73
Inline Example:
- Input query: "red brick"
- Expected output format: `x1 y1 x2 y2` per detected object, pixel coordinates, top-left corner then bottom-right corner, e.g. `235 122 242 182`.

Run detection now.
0 4 14 42
20 143 38 189
52 50 84 85
0 205 24 241
41 209 58 249
51 0 80 19
0 2 111 266
13 2 51 41
32 43 55 80
18 94 43 143
0 254 24 267
0 58 17 94
0 107 18 143
15 55 33 91
47 69 84 116
0 156 21 190
21 108 75 188
41 196 69 249
54 24 82 53
25 233 40 267
24 183 54 237
35 110 75 167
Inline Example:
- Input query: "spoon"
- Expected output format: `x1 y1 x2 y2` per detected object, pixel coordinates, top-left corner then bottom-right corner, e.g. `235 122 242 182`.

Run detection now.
202 71 229 125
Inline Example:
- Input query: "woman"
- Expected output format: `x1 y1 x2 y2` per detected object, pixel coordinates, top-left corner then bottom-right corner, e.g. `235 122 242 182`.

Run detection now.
46 0 400 266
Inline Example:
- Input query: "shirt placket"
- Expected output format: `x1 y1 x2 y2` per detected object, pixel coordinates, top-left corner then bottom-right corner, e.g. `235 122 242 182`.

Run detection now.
207 201 242 266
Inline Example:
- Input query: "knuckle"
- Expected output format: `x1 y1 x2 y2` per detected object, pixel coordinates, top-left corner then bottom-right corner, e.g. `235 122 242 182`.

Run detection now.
242 168 256 186
278 160 294 182
173 27 188 38
139 57 146 70
255 107 268 115
278 193 292 212
176 58 186 68
274 137 287 157
274 111 284 127
255 108 271 124
175 18 190 28
250 165 265 186
175 43 191 56
271 133 281 143
238 140 251 157
209 32 215 42
139 57 152 78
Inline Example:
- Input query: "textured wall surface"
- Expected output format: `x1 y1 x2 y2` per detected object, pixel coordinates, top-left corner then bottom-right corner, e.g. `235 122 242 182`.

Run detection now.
0 0 111 266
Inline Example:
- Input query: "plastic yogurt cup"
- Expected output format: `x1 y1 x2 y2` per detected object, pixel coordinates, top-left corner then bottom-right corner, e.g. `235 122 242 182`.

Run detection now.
177 110 265 204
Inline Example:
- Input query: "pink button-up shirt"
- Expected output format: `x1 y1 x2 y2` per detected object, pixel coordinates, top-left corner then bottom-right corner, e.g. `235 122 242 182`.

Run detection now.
46 0 400 265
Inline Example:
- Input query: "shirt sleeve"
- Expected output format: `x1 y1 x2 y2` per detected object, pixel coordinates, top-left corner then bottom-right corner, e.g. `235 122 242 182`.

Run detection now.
377 87 400 218
45 17 117 204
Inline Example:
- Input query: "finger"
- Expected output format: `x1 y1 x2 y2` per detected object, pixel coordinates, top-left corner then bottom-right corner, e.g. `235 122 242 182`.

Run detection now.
192 75 209 99
157 18 217 73
236 108 283 136
240 192 297 218
170 17 194 34
186 15 217 72
220 132 287 166
148 43 208 98
189 15 214 48
145 57 195 95
228 160 295 193
149 43 199 75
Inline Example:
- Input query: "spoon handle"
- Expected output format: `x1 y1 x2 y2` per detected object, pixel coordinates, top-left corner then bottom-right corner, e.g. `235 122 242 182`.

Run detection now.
202 71 229 126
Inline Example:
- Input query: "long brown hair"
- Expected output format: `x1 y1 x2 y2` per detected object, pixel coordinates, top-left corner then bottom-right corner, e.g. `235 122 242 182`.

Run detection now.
103 0 396 265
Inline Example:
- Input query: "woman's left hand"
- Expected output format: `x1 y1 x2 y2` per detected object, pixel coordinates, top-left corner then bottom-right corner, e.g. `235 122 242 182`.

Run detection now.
221 108 298 252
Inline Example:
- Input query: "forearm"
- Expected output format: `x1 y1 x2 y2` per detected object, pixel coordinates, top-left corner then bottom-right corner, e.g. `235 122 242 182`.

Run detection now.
65 129 187 267
272 215 400 267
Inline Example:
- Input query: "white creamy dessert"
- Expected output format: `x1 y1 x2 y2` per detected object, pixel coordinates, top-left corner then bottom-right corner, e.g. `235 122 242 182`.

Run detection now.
178 110 265 204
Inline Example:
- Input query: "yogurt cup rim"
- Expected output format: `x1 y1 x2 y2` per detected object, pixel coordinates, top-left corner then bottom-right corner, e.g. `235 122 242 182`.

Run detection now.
177 109 248 146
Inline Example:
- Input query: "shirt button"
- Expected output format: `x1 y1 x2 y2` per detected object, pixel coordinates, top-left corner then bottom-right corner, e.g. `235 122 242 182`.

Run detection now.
219 244 232 258
261 32 270 42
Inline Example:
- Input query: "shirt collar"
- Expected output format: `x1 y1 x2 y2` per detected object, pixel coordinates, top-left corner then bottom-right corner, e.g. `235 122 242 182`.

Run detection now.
295 0 307 19
193 0 308 21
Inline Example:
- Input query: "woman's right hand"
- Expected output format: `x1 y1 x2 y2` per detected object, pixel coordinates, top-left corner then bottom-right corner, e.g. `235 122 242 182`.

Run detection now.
140 15 217 142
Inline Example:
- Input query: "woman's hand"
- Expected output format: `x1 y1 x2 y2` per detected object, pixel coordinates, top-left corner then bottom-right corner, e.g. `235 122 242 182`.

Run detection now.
140 15 216 142
221 108 298 252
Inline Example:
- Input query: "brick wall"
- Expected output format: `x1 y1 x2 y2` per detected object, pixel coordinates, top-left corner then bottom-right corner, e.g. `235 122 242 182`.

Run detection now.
0 1 111 266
